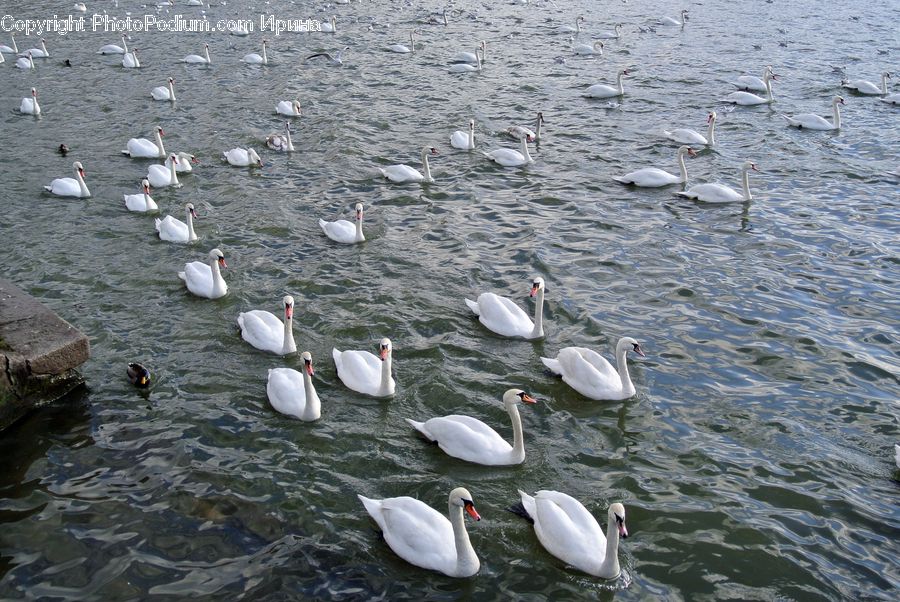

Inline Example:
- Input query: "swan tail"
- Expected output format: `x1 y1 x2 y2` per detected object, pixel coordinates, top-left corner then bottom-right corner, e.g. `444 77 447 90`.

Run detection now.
43 185 52 192
154 218 162 232
331 348 342 366
540 356 562 375
673 191 695 199
464 298 480 316
404 418 433 439
895 444 900 469
508 490 535 523
177 271 186 282
318 219 328 233
612 176 630 184
121 150 130 156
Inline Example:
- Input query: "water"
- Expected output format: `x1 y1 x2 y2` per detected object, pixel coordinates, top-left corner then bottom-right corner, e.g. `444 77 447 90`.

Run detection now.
1 0 898 599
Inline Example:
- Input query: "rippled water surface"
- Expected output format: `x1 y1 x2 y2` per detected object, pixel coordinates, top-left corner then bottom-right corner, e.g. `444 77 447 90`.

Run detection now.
1 0 898 599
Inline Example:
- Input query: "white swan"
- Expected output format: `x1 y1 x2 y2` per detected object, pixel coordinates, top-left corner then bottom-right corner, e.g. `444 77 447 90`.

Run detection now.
122 49 140 68
224 148 262 167
507 112 544 142
124 179 158 212
15 52 35 70
783 96 844 130
166 151 198 173
19 88 40 116
597 24 623 39
229 22 250 36
450 120 475 150
98 35 128 55
151 77 176 101
450 41 485 63
515 492 627 579
238 295 297 355
266 123 295 152
880 93 900 105
559 16 585 34
659 10 689 26
541 337 645 400
574 41 603 56
320 16 337 33
333 338 395 398
155 203 198 242
22 39 49 58
389 31 417 54
406 388 537 466
676 161 759 203
267 353 320 421
380 147 437 183
358 487 481 578
320 203 365 244
722 71 775 105
182 44 211 64
465 277 545 339
44 161 90 198
585 69 629 98
178 248 227 299
483 133 534 167
0 51 4 64
147 154 181 188
842 72 890 95
664 111 716 145
0 35 18 54
276 99 302 116
732 65 774 92
73 3 86 12
448 46 482 73
122 126 165 158
242 40 268 65
614 145 695 187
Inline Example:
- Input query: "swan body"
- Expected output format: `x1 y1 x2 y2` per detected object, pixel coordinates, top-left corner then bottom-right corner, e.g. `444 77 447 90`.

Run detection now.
465 277 545 339
122 49 140 68
450 120 475 150
0 36 18 54
276 99 302 116
224 148 262 167
389 32 417 54
151 77 176 101
541 337 644 400
406 389 537 466
22 39 49 58
20 88 40 116
98 35 128 54
574 41 603 56
333 338 395 398
122 126 165 158
507 112 544 142
242 40 268 65
267 353 320 421
155 203 198 243
880 93 900 105
147 154 181 188
516 492 628 579
266 123 294 152
842 72 890 95
450 41 485 63
229 22 250 36
44 161 90 198
124 179 158 212
722 71 775 105
73 3 87 12
659 10 689 26
614 145 695 187
448 47 482 72
676 161 758 203
664 111 716 145
319 203 365 243
182 44 211 64
359 487 481 578
178 248 227 299
238 295 297 355
783 96 843 130
483 134 534 167
559 16 584 34
15 53 35 70
380 147 437 183
166 152 198 173
585 69 629 98
320 16 337 33
597 24 623 39
732 66 774 92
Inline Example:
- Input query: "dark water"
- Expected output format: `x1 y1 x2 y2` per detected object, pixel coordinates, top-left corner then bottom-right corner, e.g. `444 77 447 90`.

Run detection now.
1 0 898 599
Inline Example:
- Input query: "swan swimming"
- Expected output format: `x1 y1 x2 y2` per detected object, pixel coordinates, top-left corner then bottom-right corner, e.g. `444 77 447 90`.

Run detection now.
465 277 545 339
541 337 645 400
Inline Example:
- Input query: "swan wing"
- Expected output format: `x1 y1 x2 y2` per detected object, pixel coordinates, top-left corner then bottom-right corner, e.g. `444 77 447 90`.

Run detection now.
676 183 743 203
585 84 616 98
473 292 532 337
334 349 381 394
450 131 469 149
484 149 526 167
732 75 765 90
558 346 618 383
224 149 249 165
320 218 356 243
156 216 189 241
722 91 766 105
181 261 213 297
420 415 513 464
664 128 706 145
237 310 284 353
46 178 80 196
532 490 606 573
266 368 307 418
126 138 161 158
614 167 678 187
382 164 423 182
784 114 833 130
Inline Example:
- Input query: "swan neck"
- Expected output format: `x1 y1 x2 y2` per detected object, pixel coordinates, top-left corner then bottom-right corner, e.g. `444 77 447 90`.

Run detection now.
286 128 295 151
706 119 716 146
185 208 196 239
677 151 688 183
156 130 166 157
833 101 841 129
598 517 622 579
204 46 210 62
508 403 526 462
76 169 89 197
122 37 128 53
741 168 752 201
261 44 267 63
530 287 544 338
617 72 624 94
282 315 296 354
379 353 393 395
421 150 433 182
765 77 773 101
355 214 364 241
302 369 320 421
410 32 415 52
449 501 479 576
615 344 635 396
468 124 475 150
168 80 176 101
535 115 542 140
169 159 179 184
881 74 887 94
209 256 225 295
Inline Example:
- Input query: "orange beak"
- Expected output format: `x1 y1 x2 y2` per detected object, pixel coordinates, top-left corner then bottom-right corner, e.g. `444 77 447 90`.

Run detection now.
464 501 481 521
218 257 227 269
305 359 314 376
520 393 537 404
285 304 293 320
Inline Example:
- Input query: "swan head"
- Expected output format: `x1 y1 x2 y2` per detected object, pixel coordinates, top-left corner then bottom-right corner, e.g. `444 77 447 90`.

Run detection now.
503 388 537 408
618 336 645 357
742 161 760 173
354 203 364 219
248 149 262 166
283 295 294 320
186 203 197 218
378 338 392 361
538 111 545 124
208 248 226 269
530 277 545 297
30 87 37 97
424 146 439 157
608 503 628 538
301 351 314 375
292 100 302 115
677 145 697 158
73 161 85 178
141 179 151 193
834 95 845 106
167 77 175 85
449 487 481 521
479 40 487 50
593 41 604 52
469 119 475 130
707 111 717 123
168 153 179 165
156 126 165 137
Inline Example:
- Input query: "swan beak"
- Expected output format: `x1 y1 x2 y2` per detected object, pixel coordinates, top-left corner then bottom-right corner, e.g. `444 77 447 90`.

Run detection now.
190 207 198 218
218 257 227 269
191 156 200 164
464 500 481 521
285 304 293 320
633 343 645 357
687 148 697 158
520 392 537 404
304 358 314 376
751 164 760 172
379 347 389 360
530 283 540 297
616 516 629 538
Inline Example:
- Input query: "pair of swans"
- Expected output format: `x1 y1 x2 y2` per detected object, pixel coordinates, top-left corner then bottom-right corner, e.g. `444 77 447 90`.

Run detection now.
380 147 437 183
585 69 629 99
151 77 176 101
542 337 645 400
224 148 262 167
466 277 545 339
842 72 891 95
732 66 774 92
123 126 165 158
45 161 90 197
676 161 759 203
267 352 320 421
182 44 211 64
156 203 198 242
450 120 475 150
507 112 545 142
122 49 140 68
614 145 695 187
407 389 537 466
179 248 227 299
98 35 128 55
167 151 199 173
242 40 269 65
21 39 49 58
659 9 689 26
124 179 157 212
20 88 40 116
320 203 365 244
448 46 482 73
147 154 181 187
783 96 844 130
333 338 395 398
15 52 34 70
266 123 295 152
238 295 297 355
664 111 717 146
276 99 302 116
483 134 534 167
389 31 418 54
722 71 775 105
